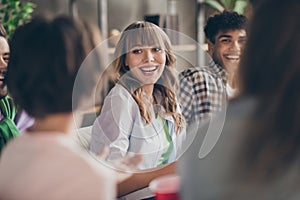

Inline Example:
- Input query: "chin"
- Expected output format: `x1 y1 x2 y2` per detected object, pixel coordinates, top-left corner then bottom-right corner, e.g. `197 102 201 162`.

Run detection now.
145 78 160 85
0 93 8 99
0 86 8 99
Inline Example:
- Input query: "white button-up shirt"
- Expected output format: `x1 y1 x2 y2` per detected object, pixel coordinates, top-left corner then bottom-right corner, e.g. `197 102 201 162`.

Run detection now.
91 84 186 169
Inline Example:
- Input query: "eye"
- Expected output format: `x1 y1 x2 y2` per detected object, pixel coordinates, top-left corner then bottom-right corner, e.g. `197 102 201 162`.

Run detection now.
3 55 9 63
220 39 231 43
239 38 247 44
2 53 9 64
131 49 142 54
152 47 162 52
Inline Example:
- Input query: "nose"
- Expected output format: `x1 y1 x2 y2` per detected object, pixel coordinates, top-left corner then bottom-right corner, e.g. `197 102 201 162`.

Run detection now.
143 49 155 62
229 41 241 51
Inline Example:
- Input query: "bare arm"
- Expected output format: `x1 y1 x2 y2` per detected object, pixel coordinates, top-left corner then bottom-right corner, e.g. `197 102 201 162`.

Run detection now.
117 162 177 197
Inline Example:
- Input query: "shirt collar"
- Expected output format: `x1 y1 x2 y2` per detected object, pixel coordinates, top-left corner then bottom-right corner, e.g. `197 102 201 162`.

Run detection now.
208 60 228 84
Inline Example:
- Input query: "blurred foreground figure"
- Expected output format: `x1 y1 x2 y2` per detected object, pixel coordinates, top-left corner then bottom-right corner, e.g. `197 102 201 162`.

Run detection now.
0 16 116 199
179 0 300 199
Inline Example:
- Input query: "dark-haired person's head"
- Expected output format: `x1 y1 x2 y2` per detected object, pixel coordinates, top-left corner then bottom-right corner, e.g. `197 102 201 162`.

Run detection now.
7 16 102 119
238 0 300 180
204 11 248 71
240 0 299 98
204 10 248 44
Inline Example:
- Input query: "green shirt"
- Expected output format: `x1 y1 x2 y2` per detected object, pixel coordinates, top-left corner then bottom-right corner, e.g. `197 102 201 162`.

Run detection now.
0 96 19 153
157 115 174 166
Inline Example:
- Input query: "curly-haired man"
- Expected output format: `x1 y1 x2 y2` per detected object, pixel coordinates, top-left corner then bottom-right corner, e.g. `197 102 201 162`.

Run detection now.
179 11 248 124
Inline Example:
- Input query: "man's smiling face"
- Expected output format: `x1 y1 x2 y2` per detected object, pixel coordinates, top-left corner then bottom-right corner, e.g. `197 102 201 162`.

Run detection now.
0 36 9 98
208 29 247 71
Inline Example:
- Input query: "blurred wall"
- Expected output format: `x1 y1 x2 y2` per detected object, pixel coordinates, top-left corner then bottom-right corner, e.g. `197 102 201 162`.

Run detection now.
29 0 196 40
29 0 199 69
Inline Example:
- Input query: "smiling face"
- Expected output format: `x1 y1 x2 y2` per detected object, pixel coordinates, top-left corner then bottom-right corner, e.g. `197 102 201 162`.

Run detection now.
208 29 246 71
125 45 166 86
0 36 9 98
114 22 174 93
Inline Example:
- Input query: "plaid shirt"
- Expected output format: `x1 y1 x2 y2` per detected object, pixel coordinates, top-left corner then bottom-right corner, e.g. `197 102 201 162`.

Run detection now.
178 61 228 124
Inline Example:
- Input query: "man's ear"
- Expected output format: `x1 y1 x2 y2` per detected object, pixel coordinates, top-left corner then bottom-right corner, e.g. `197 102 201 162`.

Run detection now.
207 41 214 56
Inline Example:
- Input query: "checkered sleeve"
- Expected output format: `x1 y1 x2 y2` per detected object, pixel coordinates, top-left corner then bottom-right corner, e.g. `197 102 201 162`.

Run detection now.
201 71 226 114
178 69 196 124
178 68 226 124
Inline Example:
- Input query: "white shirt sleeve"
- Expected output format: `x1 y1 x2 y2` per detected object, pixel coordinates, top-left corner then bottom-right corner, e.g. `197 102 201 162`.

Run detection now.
90 85 138 161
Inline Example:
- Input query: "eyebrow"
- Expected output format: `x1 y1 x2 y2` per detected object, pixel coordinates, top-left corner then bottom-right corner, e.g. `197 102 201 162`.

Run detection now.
239 36 247 39
217 35 247 40
217 34 232 39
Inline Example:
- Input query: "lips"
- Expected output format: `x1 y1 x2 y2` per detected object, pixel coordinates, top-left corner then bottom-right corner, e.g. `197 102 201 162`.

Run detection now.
0 75 5 82
0 69 6 81
139 65 159 73
224 54 240 61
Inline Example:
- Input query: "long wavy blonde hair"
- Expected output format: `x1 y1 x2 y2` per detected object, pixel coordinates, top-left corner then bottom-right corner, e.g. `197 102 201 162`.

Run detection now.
108 21 185 132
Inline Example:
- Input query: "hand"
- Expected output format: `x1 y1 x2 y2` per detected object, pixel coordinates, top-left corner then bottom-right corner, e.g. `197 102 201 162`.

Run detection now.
98 146 143 183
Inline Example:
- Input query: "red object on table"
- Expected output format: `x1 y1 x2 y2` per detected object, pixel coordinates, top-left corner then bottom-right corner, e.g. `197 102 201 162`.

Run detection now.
149 175 181 200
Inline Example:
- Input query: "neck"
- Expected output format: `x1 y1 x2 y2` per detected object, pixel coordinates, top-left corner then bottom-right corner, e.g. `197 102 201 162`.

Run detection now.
225 65 238 89
142 84 154 98
28 112 74 134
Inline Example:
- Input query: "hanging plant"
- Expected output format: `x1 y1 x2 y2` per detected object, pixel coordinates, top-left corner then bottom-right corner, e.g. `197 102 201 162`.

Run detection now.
0 0 36 39
204 0 248 14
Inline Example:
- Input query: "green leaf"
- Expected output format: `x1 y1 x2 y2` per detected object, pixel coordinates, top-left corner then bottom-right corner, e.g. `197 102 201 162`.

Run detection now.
204 0 224 12
3 14 9 22
9 1 20 8
25 6 34 13
219 0 235 9
26 2 36 8
1 0 36 39
233 0 248 14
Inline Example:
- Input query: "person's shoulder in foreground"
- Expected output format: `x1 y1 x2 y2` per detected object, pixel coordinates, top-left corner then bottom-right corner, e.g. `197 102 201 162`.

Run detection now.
179 0 300 199
0 15 117 199
0 132 116 200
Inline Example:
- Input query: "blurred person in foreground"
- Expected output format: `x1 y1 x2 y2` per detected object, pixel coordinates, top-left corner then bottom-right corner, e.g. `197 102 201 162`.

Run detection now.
0 16 121 199
179 0 300 199
0 23 34 153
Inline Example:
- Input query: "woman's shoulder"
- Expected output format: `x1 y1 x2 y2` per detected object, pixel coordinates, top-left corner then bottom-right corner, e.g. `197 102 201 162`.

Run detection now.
106 83 132 99
101 83 140 114
102 84 134 105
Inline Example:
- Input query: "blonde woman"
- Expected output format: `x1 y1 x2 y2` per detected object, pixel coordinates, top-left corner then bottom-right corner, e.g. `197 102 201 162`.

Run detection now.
91 21 185 171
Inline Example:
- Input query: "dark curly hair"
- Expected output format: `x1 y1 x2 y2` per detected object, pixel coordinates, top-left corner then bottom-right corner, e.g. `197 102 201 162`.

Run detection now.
204 10 248 44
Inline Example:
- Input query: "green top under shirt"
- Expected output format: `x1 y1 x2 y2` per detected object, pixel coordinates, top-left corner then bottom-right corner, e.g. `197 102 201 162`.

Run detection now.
156 115 174 166
0 96 19 153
